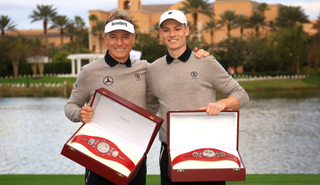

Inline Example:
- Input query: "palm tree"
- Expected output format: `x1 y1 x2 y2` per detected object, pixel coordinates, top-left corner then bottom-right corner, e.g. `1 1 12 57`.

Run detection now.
219 10 238 38
245 34 268 74
275 6 310 74
6 36 30 79
248 11 266 36
218 37 246 73
50 15 72 50
89 14 98 22
0 15 17 41
28 39 49 77
257 3 270 16
202 19 221 50
275 6 310 28
149 22 161 43
91 21 105 54
29 4 57 48
66 23 77 53
308 44 320 72
75 16 85 51
179 0 213 41
311 13 320 33
237 14 248 38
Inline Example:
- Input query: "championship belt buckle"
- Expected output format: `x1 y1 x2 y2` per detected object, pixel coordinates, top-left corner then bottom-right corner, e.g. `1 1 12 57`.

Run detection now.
203 150 216 158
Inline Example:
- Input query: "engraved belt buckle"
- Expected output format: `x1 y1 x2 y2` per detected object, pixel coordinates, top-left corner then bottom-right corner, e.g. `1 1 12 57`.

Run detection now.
203 150 216 158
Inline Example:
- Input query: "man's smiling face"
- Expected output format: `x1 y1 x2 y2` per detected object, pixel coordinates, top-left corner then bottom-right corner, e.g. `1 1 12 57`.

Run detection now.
160 19 189 54
104 30 135 63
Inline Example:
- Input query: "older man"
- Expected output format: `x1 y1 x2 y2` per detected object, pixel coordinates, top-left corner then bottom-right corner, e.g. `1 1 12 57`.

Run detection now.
146 10 250 185
65 9 210 185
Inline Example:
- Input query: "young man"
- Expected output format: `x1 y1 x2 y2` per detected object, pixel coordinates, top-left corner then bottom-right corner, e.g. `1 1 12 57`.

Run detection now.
64 9 210 185
146 10 250 185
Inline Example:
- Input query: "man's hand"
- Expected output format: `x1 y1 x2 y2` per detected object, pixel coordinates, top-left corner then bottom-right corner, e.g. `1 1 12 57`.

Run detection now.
79 98 95 123
198 102 225 115
193 47 213 58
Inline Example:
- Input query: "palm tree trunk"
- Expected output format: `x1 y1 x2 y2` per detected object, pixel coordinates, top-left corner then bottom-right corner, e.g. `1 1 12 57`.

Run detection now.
38 63 44 77
77 34 80 52
99 34 102 54
80 30 83 49
240 27 243 38
296 56 300 74
13 60 19 79
210 31 214 50
32 63 37 77
307 50 311 73
44 20 48 48
70 35 74 53
60 29 64 50
193 14 198 41
1 30 4 41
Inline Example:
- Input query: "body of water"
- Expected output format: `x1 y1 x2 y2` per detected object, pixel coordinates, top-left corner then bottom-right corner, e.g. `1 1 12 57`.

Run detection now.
0 90 319 175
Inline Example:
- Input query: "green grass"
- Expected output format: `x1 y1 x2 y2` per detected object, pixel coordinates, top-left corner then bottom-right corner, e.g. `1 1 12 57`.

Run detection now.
238 78 319 92
304 74 320 87
0 174 319 185
0 76 76 84
0 75 319 98
228 174 320 185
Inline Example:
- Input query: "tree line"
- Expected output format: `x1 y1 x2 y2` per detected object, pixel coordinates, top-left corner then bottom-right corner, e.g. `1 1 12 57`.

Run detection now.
0 1 320 79
0 4 90 79
87 0 320 76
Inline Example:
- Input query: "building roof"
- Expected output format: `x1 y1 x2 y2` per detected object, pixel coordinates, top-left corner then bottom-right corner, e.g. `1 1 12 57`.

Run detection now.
5 29 62 38
216 0 251 1
141 2 215 13
142 4 173 13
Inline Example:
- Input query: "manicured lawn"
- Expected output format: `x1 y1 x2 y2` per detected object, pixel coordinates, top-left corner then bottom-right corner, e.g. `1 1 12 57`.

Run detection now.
0 75 319 98
0 174 319 185
238 79 319 92
0 76 76 84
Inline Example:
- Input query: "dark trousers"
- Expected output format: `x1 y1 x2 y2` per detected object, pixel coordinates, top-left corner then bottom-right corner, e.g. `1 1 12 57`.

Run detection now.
160 142 226 185
85 157 147 185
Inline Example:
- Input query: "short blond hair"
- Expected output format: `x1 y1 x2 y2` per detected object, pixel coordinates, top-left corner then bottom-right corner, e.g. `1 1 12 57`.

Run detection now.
105 9 133 26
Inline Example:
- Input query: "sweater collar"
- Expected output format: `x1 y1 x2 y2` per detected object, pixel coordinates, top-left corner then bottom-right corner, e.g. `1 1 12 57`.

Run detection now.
104 50 132 67
166 45 192 64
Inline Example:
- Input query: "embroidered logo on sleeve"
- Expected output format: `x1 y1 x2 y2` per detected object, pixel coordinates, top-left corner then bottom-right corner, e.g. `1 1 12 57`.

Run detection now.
103 76 114 86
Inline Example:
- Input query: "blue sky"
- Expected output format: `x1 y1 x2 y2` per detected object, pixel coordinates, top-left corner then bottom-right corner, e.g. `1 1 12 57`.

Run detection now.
0 0 319 30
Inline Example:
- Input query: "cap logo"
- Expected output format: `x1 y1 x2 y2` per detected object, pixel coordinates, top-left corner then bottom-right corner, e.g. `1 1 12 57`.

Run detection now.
104 19 134 34
158 9 188 28
111 21 127 27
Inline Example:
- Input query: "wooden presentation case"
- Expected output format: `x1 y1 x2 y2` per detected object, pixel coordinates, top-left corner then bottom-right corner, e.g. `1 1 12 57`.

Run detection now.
167 110 245 182
61 88 163 185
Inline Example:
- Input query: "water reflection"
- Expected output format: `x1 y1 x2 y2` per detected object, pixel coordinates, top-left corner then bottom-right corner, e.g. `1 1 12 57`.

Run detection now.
239 92 320 174
0 89 319 175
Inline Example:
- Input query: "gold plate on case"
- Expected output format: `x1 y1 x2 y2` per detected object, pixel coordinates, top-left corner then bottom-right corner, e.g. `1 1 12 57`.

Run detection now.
68 147 75 152
117 173 124 178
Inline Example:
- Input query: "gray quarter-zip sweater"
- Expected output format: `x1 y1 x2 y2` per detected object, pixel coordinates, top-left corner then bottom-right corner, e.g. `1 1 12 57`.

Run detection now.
65 51 148 122
146 46 249 144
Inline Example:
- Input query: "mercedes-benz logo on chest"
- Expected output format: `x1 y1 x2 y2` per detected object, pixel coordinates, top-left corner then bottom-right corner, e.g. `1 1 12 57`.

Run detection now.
103 76 114 86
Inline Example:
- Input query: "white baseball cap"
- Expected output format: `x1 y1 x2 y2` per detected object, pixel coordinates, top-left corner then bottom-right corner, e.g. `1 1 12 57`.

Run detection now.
158 10 188 28
104 19 135 34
